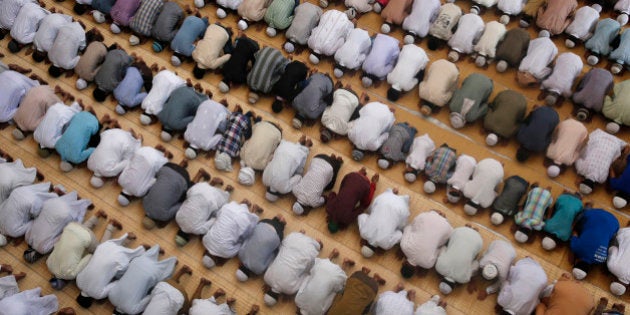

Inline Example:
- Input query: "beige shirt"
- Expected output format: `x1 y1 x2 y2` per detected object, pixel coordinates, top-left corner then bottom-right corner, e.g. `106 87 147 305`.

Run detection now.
240 121 282 171
46 222 97 280
192 24 232 70
418 59 459 107
237 0 272 21
546 119 588 166
13 85 60 132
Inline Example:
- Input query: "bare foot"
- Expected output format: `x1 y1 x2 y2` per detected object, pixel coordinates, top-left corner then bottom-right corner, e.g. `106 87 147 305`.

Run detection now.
200 277 212 286
248 305 260 315
251 204 263 214
317 239 323 250
407 289 416 302
96 209 108 219
299 229 306 234
371 174 379 183
392 188 399 195
275 214 286 224
329 248 339 260
56 307 75 315
13 271 26 281
394 283 405 292
241 199 251 207
342 258 355 268
225 185 234 193
214 288 226 299
181 265 193 275
373 273 386 286
210 177 224 186
109 219 122 230
362 266 371 275
226 297 236 306
0 264 12 274
127 232 136 241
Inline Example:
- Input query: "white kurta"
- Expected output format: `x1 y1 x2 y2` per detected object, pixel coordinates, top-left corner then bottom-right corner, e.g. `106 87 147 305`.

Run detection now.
292 157 334 208
117 147 169 197
0 287 58 315
9 3 48 44
32 13 72 53
435 226 483 284
33 102 81 149
387 44 429 93
479 240 516 294
294 258 347 315
607 227 630 285
262 140 310 195
184 100 230 151
0 159 37 204
189 297 235 315
373 290 415 315
540 52 583 97
497 0 524 15
76 235 145 300
575 129 626 183
448 13 485 54
175 182 230 235
565 5 599 41
358 189 410 250
474 21 507 59
264 232 321 295
348 102 396 152
141 70 186 116
0 275 19 300
405 134 435 171
0 183 55 239
447 155 477 191
463 158 504 208
87 128 141 179
307 10 353 57
321 89 359 136
142 282 185 315
334 28 372 71
415 296 447 315
202 201 258 259
401 211 453 269
497 258 548 315
402 0 440 38
518 36 558 80
25 191 91 254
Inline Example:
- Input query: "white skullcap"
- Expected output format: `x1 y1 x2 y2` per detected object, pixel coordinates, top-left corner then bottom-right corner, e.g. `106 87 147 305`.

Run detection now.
572 268 587 280
446 193 461 204
565 38 576 48
514 230 529 243
490 212 504 225
202 255 216 269
447 51 460 62
486 133 498 146
139 114 152 125
377 159 390 169
613 196 628 209
263 293 278 306
0 235 7 247
214 152 233 172
170 56 181 67
129 35 140 46
93 11 106 23
591 3 602 12
284 42 295 53
404 172 417 183
449 113 466 129
76 78 88 90
238 166 256 186
361 76 373 88
424 181 436 194
235 269 249 282
194 0 205 7
547 165 561 178
117 194 130 207
309 54 320 64
237 20 248 31
60 161 73 172
333 68 344 78
292 202 305 215
218 81 230 93
403 35 415 45
361 245 375 258
612 63 624 75
439 282 453 295
381 23 391 34
115 104 127 115
90 176 104 188
464 203 478 216
265 191 279 202
545 94 557 106
496 60 508 73
606 122 621 134
266 27 277 37
579 183 593 195
292 118 303 129
610 282 627 296
216 8 227 19
541 237 557 250
475 56 486 68
618 13 629 26
587 55 599 66
539 30 550 38
482 264 498 280
185 148 197 160
160 130 173 142
499 14 510 25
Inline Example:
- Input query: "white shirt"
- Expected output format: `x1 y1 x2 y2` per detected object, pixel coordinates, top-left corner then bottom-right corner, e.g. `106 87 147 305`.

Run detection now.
184 100 230 151
262 140 310 195
33 102 81 149
88 128 141 178
401 211 453 269
0 159 37 204
176 182 230 235
295 258 347 315
334 28 372 71
447 154 477 191
463 158 504 208
141 70 186 116
0 287 58 315
292 157 333 208
76 235 145 299
9 3 48 44
202 201 258 259
448 13 485 54
0 275 19 300
497 258 548 315
48 21 86 70
474 0 498 7
25 191 90 254
33 13 72 52
0 0 35 29
0 70 39 123
575 129 626 183
616 0 630 14
321 89 359 136
474 21 506 59
117 146 169 197
435 226 483 284
373 290 415 315
518 36 558 80
307 10 354 57
142 282 185 315
497 0 524 15
415 296 447 315
403 0 440 38
608 227 630 285
358 189 410 250
387 44 429 93
348 102 396 152
405 134 435 171
264 232 321 295
479 240 516 294
565 5 599 40
0 183 55 239
189 297 235 315
540 52 583 97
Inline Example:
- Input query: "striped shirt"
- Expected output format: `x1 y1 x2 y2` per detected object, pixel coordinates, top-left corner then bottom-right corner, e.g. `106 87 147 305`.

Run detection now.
514 187 553 230
10 3 48 44
247 47 289 94
424 144 457 184
0 0 35 29
33 13 72 52
292 155 335 208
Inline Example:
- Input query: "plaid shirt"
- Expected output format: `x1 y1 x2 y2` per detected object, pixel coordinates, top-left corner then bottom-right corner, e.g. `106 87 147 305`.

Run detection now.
424 145 456 184
514 187 553 230
216 112 252 157
130 0 164 37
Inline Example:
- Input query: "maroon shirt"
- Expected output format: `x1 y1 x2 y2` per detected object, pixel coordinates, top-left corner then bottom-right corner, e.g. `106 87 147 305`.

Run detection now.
326 172 376 227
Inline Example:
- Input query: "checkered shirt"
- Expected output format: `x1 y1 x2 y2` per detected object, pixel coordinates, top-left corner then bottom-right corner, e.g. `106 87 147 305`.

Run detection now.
424 146 457 184
514 187 553 230
216 112 251 157
130 0 163 37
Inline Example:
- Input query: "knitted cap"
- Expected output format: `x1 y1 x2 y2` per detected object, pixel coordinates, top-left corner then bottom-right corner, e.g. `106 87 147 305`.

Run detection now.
613 196 628 209
490 212 504 225
449 112 466 129
541 236 557 250
610 282 627 296
482 264 498 280
547 165 561 178
361 245 375 258
606 122 621 134
90 175 105 188
238 166 255 186
214 152 233 171
486 133 498 146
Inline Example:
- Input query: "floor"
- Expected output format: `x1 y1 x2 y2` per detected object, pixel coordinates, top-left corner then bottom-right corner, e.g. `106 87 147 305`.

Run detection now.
1 0 629 313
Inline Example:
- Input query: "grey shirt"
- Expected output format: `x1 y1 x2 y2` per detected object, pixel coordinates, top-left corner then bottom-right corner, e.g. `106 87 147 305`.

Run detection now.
292 73 333 120
94 49 133 93
380 122 417 162
142 163 191 222
151 2 184 42
492 175 529 217
238 218 284 275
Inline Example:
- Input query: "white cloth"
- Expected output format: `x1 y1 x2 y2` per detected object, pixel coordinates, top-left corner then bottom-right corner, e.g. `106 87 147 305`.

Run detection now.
262 140 310 196
176 182 230 235
0 275 19 300
448 13 485 54
541 52 583 97
117 147 169 197
518 36 558 80
0 183 55 239
292 157 333 208
497 257 548 315
307 10 353 57
142 282 185 315
48 21 86 70
76 234 145 300
428 3 461 41
0 0 35 29
402 0 440 38
264 232 321 295
108 246 177 315
447 155 477 191
474 21 506 59
418 59 459 108
565 5 599 41
474 0 498 8
575 129 626 183
33 102 81 149
46 221 96 280
345 0 373 13
497 0 524 15
184 100 230 151
479 240 516 294
463 158 504 208
202 201 258 259
373 290 415 315
32 13 71 52
616 0 630 14
358 188 410 250
0 287 58 315
0 70 39 123
9 3 48 44
334 28 372 71
435 226 483 284
141 70 186 116
405 134 435 171
0 159 37 204
294 258 347 315
217 0 242 10
87 129 141 179
321 88 359 136
415 296 447 315
387 44 429 92
362 34 400 80
189 296 235 315
401 211 453 269
25 191 91 254
607 227 630 285
348 102 395 152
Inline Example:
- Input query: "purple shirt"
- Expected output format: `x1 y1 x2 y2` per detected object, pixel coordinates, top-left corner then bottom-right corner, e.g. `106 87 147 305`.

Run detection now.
110 0 141 26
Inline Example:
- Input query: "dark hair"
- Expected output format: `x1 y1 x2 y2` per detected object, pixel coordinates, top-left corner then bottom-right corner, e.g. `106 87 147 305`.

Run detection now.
48 65 63 78
387 88 401 101
516 147 530 162
192 65 206 80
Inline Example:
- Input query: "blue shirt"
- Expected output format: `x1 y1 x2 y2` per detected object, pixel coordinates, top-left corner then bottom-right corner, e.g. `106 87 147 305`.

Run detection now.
114 67 147 108
54 112 99 164
170 16 208 56
610 155 630 195
570 209 619 265
543 193 583 241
